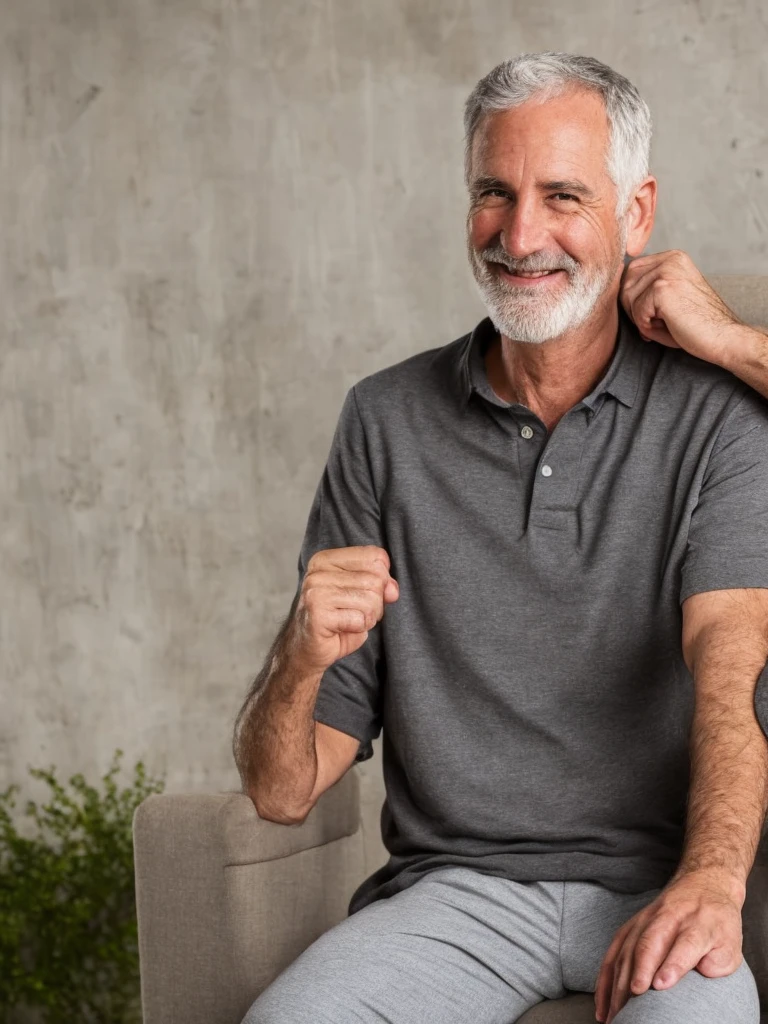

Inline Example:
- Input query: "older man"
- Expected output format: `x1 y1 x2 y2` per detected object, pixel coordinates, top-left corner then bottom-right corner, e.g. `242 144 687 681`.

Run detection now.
234 52 768 1024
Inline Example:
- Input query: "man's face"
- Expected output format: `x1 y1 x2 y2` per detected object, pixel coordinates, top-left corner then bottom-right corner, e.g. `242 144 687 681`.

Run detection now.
466 86 629 344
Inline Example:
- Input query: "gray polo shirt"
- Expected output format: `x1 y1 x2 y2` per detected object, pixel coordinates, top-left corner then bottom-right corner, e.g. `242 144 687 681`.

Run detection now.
295 299 768 916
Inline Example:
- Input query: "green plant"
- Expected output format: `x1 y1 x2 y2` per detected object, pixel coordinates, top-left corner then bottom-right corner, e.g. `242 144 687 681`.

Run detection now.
0 750 165 1024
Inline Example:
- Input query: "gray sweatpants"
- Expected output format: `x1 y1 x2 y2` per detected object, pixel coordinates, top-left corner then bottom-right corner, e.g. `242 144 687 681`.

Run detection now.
241 866 760 1024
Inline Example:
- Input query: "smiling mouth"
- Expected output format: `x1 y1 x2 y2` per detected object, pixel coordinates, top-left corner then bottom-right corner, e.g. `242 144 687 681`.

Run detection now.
491 264 567 286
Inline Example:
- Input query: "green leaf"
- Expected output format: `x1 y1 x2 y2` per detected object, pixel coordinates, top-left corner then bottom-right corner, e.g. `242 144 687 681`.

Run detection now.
0 751 165 1021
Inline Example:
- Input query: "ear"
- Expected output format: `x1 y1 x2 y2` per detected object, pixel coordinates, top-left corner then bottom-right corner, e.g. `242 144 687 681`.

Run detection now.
623 176 657 257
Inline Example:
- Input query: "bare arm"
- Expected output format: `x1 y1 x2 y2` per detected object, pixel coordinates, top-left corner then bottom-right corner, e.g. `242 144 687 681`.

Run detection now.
671 586 768 899
233 598 324 824
720 324 768 402
233 545 397 824
595 587 768 1023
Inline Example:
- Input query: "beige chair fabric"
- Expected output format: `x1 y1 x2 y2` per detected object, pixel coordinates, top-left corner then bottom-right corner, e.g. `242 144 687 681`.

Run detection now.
134 276 768 1024
134 773 367 1024
134 778 768 1024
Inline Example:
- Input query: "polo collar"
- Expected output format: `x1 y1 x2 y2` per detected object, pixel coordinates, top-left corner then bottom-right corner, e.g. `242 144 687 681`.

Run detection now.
451 299 644 414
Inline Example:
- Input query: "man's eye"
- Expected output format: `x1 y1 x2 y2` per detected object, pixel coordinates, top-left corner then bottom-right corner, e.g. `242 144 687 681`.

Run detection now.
481 188 509 199
552 193 577 201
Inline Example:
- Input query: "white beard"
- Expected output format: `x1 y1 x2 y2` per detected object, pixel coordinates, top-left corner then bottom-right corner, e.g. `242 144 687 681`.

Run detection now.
467 222 628 345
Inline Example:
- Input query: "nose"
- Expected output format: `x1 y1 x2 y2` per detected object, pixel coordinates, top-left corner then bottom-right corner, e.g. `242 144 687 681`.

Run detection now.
499 192 551 260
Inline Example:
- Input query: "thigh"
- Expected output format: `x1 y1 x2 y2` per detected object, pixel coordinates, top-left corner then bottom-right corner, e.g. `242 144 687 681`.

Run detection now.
560 881 665 994
240 867 567 1024
613 957 759 1024
560 881 760 1024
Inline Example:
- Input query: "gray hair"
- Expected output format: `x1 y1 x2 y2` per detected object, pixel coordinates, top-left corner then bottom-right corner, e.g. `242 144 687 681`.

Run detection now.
463 52 652 219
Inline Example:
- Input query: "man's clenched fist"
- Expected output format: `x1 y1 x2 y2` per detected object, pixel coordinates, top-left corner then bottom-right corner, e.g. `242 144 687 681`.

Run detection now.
286 545 399 675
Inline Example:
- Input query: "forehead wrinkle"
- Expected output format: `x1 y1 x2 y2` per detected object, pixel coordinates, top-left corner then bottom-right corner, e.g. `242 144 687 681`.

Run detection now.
472 107 609 196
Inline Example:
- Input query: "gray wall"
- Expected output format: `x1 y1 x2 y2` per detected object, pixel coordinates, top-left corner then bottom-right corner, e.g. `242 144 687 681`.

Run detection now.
2 0 767 803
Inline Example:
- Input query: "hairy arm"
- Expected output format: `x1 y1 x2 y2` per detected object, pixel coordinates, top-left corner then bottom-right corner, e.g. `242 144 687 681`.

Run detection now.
596 586 768 1023
673 586 768 899
720 325 768 402
232 594 324 823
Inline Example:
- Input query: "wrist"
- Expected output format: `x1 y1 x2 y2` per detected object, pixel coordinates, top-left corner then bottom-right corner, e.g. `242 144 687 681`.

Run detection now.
669 865 747 908
718 321 768 376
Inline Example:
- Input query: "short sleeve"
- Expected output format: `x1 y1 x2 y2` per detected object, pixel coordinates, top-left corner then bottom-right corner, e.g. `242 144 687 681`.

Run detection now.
680 385 768 603
295 385 384 763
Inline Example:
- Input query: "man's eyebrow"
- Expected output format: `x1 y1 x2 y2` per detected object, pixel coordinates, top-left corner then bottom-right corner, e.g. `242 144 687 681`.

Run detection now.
470 175 597 199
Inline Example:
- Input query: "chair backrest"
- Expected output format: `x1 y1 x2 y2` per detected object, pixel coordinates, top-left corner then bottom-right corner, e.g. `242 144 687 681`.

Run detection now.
705 275 767 327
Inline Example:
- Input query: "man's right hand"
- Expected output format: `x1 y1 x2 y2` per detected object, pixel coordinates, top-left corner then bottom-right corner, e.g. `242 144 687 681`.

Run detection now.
286 545 399 675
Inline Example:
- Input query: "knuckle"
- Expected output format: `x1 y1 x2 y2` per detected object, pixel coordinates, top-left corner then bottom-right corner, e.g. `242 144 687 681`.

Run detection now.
308 549 330 570
662 953 687 973
678 928 703 949
651 905 678 924
350 609 368 630
634 933 656 953
362 571 386 591
715 943 740 965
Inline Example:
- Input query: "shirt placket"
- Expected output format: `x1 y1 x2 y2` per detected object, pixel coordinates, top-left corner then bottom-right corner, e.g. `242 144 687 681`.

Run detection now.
520 405 591 532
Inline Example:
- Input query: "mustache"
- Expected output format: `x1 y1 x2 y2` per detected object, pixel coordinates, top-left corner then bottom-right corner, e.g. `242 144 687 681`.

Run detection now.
478 244 577 275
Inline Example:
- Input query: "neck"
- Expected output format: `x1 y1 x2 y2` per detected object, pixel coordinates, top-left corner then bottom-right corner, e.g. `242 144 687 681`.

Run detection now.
485 294 621 432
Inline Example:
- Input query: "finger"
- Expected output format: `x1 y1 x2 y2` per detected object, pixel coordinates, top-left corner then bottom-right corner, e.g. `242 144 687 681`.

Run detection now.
619 267 660 329
316 604 371 635
595 926 631 1022
595 951 621 1020
303 582 382 633
620 253 671 296
594 955 616 1023
607 943 637 1024
622 262 661 304
606 921 650 1024
621 277 679 345
310 569 391 603
652 929 710 989
319 545 391 573
629 249 687 268
333 586 385 621
319 566 396 600
622 252 668 276
697 945 743 978
627 918 679 996
621 264 665 325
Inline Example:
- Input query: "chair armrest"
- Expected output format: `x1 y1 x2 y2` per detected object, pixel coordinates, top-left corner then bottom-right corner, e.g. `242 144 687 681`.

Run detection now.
133 768 366 1024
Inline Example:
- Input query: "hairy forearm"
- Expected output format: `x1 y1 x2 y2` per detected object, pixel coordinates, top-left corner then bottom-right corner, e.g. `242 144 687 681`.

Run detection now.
673 642 768 904
719 324 768 401
233 611 324 822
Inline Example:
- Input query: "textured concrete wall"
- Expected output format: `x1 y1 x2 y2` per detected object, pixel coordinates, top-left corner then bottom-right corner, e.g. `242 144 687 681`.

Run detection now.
2 0 767 805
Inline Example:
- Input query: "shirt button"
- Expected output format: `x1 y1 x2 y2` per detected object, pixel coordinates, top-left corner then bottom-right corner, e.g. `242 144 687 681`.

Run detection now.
541 464 553 477
520 425 534 439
